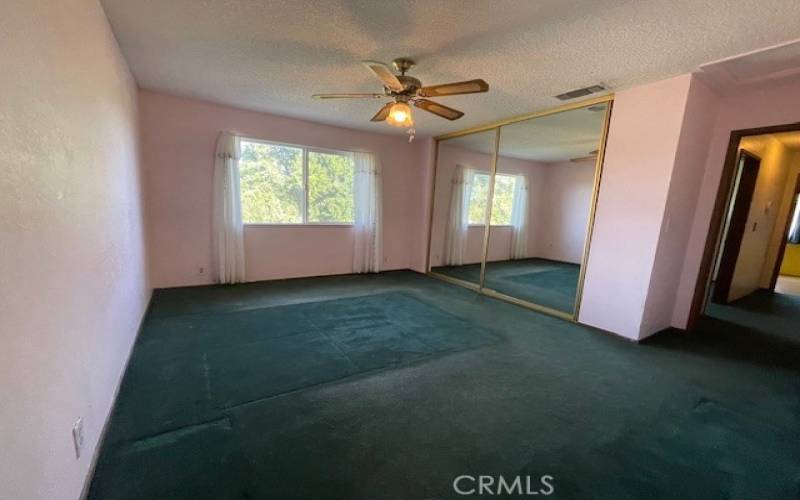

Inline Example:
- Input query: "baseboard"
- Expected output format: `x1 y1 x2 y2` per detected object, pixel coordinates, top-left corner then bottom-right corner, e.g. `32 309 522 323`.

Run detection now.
153 268 420 290
637 327 685 344
78 288 154 500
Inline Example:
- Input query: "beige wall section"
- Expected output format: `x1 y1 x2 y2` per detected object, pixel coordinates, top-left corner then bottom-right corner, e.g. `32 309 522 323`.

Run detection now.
729 135 794 300
760 150 800 286
0 1 149 499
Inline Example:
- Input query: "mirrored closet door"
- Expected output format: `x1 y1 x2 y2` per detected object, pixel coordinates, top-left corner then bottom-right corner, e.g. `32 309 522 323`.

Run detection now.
427 97 612 319
428 129 497 288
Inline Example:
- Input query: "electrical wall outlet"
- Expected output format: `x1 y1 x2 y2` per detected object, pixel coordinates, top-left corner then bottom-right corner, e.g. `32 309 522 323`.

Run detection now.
72 418 84 459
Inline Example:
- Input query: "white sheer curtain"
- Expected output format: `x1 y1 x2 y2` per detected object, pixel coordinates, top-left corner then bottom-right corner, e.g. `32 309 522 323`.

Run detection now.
212 131 246 284
510 174 529 260
445 165 472 266
353 151 382 273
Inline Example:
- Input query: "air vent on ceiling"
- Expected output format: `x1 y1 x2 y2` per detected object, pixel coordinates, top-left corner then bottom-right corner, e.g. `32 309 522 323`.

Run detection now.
554 84 606 101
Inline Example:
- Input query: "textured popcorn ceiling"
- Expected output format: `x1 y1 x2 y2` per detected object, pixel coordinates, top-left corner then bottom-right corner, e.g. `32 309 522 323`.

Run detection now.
101 0 800 138
441 104 608 162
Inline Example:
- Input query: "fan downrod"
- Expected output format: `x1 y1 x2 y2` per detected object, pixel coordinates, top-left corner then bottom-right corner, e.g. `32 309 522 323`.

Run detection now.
392 57 415 75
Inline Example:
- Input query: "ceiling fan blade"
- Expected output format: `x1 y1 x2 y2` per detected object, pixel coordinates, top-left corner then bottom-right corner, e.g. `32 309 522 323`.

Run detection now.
414 99 464 120
370 103 393 122
570 150 600 162
418 79 489 97
362 60 404 92
570 155 598 163
312 93 385 99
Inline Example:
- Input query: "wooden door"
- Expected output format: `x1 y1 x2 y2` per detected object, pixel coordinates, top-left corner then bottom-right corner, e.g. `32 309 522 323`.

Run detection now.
712 151 761 304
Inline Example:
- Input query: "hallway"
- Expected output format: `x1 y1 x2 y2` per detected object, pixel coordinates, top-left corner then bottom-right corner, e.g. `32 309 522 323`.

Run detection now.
705 288 800 344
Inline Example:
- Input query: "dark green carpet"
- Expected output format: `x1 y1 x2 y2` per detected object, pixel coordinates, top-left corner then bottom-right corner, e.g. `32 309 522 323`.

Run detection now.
89 272 800 499
432 258 579 312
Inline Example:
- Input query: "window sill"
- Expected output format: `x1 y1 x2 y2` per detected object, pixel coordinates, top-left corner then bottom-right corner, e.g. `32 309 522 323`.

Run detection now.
245 223 354 227
468 224 514 228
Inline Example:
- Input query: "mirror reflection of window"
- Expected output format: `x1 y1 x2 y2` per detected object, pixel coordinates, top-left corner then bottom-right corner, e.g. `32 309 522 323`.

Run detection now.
788 194 800 244
483 103 608 315
428 130 497 286
426 100 610 320
466 172 518 225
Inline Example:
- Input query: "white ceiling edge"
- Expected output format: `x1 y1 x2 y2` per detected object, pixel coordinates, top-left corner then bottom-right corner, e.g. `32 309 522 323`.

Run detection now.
697 38 800 94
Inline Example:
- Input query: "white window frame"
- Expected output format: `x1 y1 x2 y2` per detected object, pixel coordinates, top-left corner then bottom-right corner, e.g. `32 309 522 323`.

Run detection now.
467 171 517 227
240 137 356 226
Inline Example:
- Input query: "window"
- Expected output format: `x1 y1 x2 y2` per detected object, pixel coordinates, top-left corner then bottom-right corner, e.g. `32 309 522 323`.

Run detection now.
239 139 355 224
468 172 517 225
308 151 354 223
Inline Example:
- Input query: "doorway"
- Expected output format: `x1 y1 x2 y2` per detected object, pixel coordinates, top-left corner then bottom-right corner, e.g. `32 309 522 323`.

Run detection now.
711 150 761 304
689 123 800 334
770 172 800 295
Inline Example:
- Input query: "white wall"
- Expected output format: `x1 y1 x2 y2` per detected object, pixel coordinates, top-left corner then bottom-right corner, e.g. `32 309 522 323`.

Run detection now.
0 1 149 499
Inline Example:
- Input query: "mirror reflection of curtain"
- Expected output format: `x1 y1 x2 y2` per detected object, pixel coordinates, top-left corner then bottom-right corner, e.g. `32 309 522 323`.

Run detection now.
510 175 529 260
445 165 472 265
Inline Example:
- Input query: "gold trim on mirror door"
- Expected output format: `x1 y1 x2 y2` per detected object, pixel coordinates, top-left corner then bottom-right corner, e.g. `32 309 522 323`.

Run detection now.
434 94 614 142
427 271 482 292
572 100 613 320
482 288 575 321
424 140 440 273
478 127 501 290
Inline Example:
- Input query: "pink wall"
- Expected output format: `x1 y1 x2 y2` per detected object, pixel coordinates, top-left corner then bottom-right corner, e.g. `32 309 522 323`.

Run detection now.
579 75 694 340
672 75 800 326
0 1 149 499
537 160 597 264
640 76 720 335
139 90 427 287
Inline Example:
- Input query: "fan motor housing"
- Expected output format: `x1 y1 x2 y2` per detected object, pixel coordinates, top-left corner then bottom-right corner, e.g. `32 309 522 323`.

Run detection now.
395 75 421 95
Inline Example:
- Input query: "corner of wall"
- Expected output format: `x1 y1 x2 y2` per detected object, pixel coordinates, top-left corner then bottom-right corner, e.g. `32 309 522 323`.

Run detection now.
579 73 695 341
638 74 721 338
409 137 436 273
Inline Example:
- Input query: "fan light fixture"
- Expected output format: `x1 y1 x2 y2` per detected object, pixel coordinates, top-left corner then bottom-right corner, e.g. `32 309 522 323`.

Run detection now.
386 102 413 127
312 58 489 131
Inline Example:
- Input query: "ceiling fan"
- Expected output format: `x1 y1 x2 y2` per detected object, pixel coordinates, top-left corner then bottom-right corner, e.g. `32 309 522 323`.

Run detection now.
570 149 599 162
312 57 489 129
